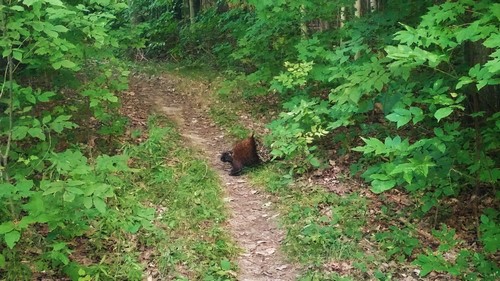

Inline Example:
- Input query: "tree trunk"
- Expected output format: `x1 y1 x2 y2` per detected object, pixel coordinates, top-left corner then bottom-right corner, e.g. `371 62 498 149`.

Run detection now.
189 0 195 23
340 7 346 28
354 0 361 17
300 4 308 37
370 0 378 12
354 0 361 59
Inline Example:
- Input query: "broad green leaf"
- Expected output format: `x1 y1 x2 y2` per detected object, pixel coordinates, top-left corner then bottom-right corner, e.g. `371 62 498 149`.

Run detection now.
0 253 4 269
42 115 52 124
492 4 500 20
59 60 76 69
18 216 37 229
477 79 488 91
386 108 412 128
409 107 424 124
220 259 231 271
32 21 43 31
96 154 129 172
43 28 59 38
66 186 84 195
5 230 21 249
93 197 106 214
12 50 22 61
45 0 65 6
434 107 453 122
309 157 321 167
66 180 85 187
107 95 118 102
14 180 33 197
403 171 413 184
92 0 111 5
63 191 75 202
485 51 500 73
38 91 56 102
369 173 391 181
0 183 14 198
50 115 77 133
83 197 93 209
483 33 500 49
43 184 64 195
456 77 473 89
421 198 437 212
23 193 45 216
371 179 396 193
12 126 29 140
480 168 500 182
23 0 37 6
389 163 414 176
52 242 67 251
52 25 68 33
364 137 387 155
0 222 15 234
52 61 62 70
28 127 45 140
2 49 10 58
10 5 25 11
25 92 36 104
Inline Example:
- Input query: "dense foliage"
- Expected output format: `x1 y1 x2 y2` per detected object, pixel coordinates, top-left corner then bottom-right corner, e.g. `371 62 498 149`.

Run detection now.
2 0 499 279
1 0 240 278
130 0 499 279
0 0 136 278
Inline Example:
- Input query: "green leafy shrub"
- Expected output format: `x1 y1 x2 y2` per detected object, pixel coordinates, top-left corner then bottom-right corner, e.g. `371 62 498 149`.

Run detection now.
350 0 499 212
267 97 330 173
413 225 499 279
375 226 420 262
0 0 136 278
264 0 499 213
479 209 500 254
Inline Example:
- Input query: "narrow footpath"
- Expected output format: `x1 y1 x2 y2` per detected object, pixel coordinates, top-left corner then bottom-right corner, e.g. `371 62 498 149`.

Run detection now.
129 72 298 281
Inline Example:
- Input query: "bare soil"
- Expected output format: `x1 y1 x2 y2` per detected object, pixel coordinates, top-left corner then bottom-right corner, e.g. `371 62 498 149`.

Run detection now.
126 72 299 280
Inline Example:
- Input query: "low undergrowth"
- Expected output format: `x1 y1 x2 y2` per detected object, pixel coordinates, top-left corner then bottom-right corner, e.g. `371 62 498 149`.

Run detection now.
249 166 372 280
206 69 499 280
117 116 238 280
0 115 238 280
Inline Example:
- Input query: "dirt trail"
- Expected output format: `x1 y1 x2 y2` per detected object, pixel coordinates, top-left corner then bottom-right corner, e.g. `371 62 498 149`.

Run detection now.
129 73 298 280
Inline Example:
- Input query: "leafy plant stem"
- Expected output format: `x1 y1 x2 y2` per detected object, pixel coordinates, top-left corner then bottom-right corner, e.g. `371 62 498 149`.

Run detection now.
473 92 482 238
2 55 14 182
425 64 459 80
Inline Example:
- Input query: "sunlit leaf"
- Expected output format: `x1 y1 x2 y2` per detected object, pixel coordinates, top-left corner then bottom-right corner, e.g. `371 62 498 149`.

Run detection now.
371 179 396 193
0 222 14 235
10 5 24 11
5 230 21 249
83 197 93 209
63 191 76 202
28 127 45 140
93 197 106 214
12 126 29 140
12 50 22 61
220 259 231 271
434 107 453 122
59 60 76 69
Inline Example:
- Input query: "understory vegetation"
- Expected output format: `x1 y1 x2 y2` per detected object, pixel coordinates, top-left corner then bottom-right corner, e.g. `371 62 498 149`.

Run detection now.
1 1 236 279
1 0 499 280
